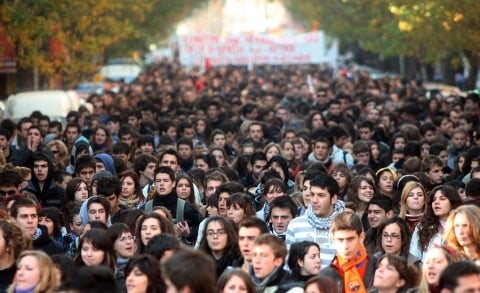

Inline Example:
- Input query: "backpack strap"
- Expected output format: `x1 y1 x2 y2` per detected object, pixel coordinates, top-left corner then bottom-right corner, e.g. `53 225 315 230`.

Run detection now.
176 198 185 222
145 200 153 212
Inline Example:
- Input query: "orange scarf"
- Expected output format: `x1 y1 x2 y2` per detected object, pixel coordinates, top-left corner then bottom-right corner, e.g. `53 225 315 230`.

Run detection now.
332 245 368 293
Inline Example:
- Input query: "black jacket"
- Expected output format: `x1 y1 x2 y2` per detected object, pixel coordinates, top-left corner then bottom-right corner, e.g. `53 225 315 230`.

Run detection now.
141 191 203 243
33 225 64 255
320 255 377 293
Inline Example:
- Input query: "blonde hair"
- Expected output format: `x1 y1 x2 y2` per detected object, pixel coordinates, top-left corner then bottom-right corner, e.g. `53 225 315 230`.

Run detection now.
399 181 427 217
8 250 58 293
416 245 463 293
444 205 480 258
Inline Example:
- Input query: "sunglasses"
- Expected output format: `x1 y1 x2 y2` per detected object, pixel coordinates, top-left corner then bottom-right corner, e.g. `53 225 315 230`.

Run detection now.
0 190 16 196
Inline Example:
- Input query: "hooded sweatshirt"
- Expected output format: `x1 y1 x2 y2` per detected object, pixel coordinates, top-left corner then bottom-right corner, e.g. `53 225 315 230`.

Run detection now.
25 151 64 208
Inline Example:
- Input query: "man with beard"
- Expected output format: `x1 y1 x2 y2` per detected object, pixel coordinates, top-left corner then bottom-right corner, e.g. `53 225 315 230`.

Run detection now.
176 137 194 172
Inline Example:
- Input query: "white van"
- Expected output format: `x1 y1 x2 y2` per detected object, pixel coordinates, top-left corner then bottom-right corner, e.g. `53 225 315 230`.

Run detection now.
3 90 80 123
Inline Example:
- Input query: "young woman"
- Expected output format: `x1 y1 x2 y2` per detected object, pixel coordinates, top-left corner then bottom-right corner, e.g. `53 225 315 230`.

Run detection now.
370 254 418 293
304 111 327 130
256 178 287 221
263 143 283 162
45 139 69 170
414 245 463 293
330 163 351 200
119 170 145 208
374 217 421 268
444 205 480 263
226 192 256 225
175 174 198 207
61 178 89 223
0 220 31 292
287 241 321 284
304 276 338 293
280 139 298 174
376 167 397 198
90 125 114 152
398 181 427 232
7 250 58 293
135 213 174 254
367 140 382 171
108 223 136 292
194 153 217 173
210 147 228 167
199 216 240 278
73 228 116 273
38 207 68 251
345 175 377 230
125 254 166 293
409 185 462 262
216 268 256 293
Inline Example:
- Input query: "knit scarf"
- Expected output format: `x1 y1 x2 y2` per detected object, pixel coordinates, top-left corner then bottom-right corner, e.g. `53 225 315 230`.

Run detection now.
305 201 345 230
119 195 139 209
405 213 423 231
250 266 282 293
332 245 368 293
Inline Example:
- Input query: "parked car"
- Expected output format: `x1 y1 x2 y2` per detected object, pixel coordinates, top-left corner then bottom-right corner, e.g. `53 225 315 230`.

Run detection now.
3 90 80 123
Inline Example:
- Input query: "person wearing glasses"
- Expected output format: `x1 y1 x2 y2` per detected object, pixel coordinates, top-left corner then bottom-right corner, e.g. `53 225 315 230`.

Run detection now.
363 195 394 254
373 217 422 268
108 223 136 292
0 169 23 199
199 216 240 279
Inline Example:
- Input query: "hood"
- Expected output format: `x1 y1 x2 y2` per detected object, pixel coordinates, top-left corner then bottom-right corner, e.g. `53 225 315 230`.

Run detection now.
70 136 93 165
30 150 56 190
94 153 117 176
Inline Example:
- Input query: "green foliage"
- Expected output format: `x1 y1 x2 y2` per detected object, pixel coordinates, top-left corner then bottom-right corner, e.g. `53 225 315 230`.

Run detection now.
0 0 206 87
284 0 480 87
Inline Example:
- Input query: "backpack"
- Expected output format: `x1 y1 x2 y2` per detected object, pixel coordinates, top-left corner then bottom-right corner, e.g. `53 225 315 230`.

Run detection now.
144 198 185 222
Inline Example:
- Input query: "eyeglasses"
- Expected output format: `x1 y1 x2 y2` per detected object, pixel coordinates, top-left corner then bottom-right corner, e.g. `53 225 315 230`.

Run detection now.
206 230 226 238
0 190 16 196
382 233 401 240
117 236 136 242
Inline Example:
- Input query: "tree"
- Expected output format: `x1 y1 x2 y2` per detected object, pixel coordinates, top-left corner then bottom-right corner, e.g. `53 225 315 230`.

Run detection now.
0 0 206 89
284 0 480 89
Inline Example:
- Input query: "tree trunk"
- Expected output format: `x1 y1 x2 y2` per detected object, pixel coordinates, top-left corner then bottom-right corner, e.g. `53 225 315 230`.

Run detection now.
465 52 479 91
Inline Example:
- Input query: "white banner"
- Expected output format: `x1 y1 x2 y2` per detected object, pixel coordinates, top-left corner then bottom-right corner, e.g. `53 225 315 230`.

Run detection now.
178 31 338 67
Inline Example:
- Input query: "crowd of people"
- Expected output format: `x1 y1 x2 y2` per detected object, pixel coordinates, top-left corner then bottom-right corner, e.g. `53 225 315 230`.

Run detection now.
0 58 480 292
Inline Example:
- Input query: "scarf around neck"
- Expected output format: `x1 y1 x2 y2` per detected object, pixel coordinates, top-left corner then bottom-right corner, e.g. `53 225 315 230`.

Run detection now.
332 245 368 293
305 200 345 229
250 266 282 293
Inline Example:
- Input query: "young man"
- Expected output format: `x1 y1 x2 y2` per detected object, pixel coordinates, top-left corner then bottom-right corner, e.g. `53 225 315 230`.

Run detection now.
286 174 345 268
320 211 377 293
363 195 394 254
352 140 371 166
74 154 96 188
133 154 158 189
176 138 194 173
137 135 156 156
162 248 216 293
439 261 480 293
307 137 334 172
11 197 63 254
96 176 126 224
422 155 444 186
0 168 23 196
247 121 265 143
268 196 297 241
329 124 354 168
250 234 303 292
245 152 268 187
158 148 180 173
233 216 269 273
25 151 64 208
141 166 202 244
85 196 110 225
